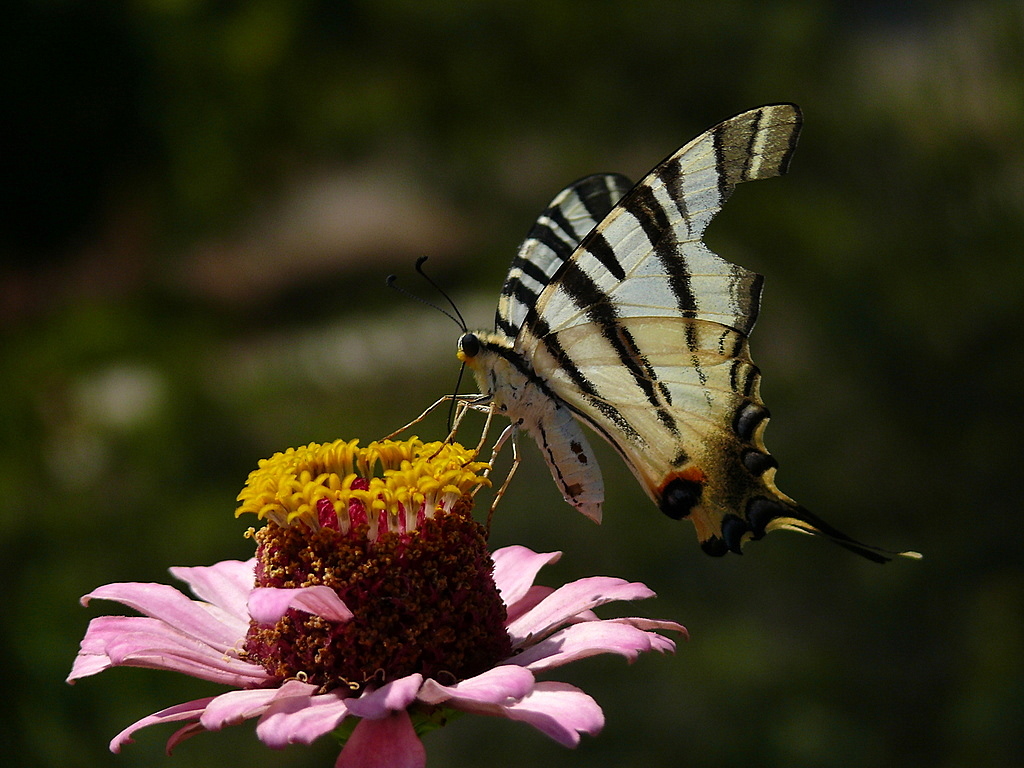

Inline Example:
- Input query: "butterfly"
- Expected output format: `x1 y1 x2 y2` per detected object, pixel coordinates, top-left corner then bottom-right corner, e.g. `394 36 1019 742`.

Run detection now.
456 104 915 562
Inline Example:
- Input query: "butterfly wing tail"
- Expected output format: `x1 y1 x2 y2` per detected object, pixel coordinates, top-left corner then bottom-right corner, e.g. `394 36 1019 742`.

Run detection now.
655 460 920 563
757 505 925 565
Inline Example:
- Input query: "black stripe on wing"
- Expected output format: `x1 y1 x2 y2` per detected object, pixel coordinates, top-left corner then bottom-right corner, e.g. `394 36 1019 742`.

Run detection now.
582 232 627 282
620 183 704 355
545 260 680 434
562 103 797 340
518 315 643 444
575 174 627 224
495 173 632 341
712 103 803 200
712 105 764 198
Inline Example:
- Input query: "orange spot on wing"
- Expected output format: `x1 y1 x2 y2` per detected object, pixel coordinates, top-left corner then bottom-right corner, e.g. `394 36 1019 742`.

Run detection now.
656 466 707 494
654 466 708 521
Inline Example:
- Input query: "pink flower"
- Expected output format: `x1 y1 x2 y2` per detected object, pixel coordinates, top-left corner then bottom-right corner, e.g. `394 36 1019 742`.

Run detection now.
69 437 685 767
69 547 684 767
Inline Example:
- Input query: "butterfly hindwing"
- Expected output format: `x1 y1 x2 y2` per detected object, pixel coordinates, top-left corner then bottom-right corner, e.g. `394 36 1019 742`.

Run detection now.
522 312 782 556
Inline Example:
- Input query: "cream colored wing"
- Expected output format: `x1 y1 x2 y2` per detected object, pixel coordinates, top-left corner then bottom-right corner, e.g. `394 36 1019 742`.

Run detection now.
511 105 911 560
521 314 797 556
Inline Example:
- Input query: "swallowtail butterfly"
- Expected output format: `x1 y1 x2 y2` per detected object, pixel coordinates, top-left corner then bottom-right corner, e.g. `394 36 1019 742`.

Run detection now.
457 104 913 562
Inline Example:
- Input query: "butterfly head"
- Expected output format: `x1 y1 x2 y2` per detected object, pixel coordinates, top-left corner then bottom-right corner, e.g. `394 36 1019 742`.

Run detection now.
456 330 513 373
457 332 481 363
456 331 500 396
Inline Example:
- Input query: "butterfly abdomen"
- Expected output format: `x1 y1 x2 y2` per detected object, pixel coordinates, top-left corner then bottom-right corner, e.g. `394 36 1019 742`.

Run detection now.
459 332 605 522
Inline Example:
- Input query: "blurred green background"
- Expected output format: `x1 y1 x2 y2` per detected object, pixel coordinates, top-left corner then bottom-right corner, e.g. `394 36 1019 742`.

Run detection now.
4 1 1022 766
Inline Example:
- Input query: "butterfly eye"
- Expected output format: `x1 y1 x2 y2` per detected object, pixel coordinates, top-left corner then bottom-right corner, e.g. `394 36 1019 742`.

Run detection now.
459 333 480 359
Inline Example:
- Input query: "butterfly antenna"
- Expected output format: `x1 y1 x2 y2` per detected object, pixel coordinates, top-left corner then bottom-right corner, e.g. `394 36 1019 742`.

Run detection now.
386 256 468 331
413 256 468 331
387 256 473 436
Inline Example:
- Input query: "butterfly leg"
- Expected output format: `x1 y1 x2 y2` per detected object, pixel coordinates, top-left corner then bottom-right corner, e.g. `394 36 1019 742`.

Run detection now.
382 394 457 440
445 394 492 446
483 421 521 529
384 392 492 442
464 396 499 455
470 403 505 493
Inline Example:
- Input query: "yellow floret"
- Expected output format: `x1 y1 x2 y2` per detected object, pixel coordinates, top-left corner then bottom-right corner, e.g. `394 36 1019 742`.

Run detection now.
235 437 490 531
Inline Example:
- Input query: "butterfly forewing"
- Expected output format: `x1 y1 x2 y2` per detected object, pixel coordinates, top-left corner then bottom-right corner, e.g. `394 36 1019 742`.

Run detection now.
496 173 632 342
536 103 801 339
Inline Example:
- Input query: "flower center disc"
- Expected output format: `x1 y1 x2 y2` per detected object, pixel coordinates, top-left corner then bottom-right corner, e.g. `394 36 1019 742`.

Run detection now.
245 505 511 690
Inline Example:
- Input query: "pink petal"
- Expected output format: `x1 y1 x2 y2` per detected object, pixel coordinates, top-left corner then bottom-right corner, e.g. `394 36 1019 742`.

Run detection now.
503 585 554 624
505 576 655 645
166 722 206 754
257 688 351 748
490 546 561 609
610 616 688 637
502 681 604 747
81 581 248 650
506 620 682 671
345 674 423 719
503 587 603 625
200 683 313 730
67 644 112 681
247 586 354 625
417 665 535 713
169 559 255 618
109 696 215 753
336 711 426 768
67 615 268 687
